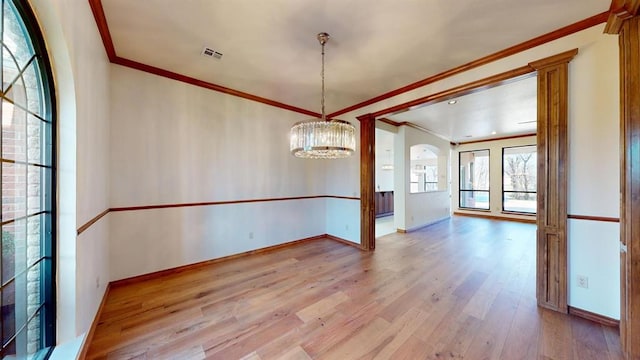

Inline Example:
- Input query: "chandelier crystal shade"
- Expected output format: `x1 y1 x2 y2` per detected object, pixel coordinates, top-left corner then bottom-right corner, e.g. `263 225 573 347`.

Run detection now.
290 32 356 159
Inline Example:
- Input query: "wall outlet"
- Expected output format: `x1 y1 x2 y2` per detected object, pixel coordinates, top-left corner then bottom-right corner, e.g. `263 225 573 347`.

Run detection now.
249 232 254 239
345 224 349 231
577 275 589 289
95 276 100 289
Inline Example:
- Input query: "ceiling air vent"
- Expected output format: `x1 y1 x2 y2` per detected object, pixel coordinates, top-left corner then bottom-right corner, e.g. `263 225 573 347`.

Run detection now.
201 46 223 60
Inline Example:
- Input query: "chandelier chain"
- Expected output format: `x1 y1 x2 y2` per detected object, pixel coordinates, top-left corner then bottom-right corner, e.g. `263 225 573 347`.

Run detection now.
321 40 326 121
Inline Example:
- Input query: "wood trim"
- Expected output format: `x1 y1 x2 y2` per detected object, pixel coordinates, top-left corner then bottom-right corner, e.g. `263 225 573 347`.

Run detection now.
378 118 449 138
77 209 110 235
371 66 535 118
110 234 360 288
605 0 640 34
77 283 111 360
398 218 452 233
618 14 640 358
567 214 620 223
88 0 116 61
110 235 327 287
77 196 360 235
111 57 320 117
453 211 537 224
358 113 376 251
528 49 579 69
325 234 364 250
87 0 319 118
328 12 608 118
534 51 574 314
568 306 620 328
454 133 537 146
325 195 361 201
378 118 402 127
110 195 359 213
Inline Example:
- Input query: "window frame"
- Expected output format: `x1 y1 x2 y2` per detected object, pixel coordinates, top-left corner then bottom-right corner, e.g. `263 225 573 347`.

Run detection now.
1 0 57 357
501 145 537 214
458 149 490 210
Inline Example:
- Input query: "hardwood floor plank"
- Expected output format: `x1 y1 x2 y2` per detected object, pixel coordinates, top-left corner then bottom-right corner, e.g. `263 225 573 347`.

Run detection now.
295 291 350 323
388 335 434 360
85 218 622 359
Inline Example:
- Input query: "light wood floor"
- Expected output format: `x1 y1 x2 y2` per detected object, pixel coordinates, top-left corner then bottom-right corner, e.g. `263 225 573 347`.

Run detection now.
86 216 622 359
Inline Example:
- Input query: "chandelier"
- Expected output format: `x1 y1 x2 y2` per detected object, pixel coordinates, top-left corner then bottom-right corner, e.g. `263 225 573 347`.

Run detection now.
290 32 356 159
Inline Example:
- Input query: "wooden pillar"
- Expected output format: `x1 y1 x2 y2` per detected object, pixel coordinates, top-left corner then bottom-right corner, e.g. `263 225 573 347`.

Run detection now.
529 49 578 313
606 2 640 356
357 113 375 251
618 17 640 357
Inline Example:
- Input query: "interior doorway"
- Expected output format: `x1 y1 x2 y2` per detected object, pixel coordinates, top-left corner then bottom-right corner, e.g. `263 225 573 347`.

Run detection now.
360 50 579 318
374 128 396 238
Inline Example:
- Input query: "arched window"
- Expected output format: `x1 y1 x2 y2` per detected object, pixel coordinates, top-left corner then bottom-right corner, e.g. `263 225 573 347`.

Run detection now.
1 0 55 357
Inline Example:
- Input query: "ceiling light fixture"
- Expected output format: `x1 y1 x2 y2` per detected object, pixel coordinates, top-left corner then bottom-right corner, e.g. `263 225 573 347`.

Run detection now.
448 100 457 105
290 32 356 159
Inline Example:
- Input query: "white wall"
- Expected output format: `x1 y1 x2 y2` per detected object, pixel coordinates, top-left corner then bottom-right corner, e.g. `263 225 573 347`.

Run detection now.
325 198 360 243
324 120 361 244
375 128 395 192
109 65 332 279
110 200 325 281
395 126 451 231
567 30 620 319
333 24 620 319
30 0 111 347
452 135 537 221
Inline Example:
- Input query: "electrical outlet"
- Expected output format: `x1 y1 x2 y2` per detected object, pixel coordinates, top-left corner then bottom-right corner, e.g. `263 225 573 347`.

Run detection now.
95 276 100 289
249 232 254 239
345 224 349 231
577 275 589 289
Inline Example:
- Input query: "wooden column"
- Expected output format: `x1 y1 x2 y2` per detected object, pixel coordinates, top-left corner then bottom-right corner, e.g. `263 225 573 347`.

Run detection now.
606 2 640 356
529 49 577 313
358 113 376 251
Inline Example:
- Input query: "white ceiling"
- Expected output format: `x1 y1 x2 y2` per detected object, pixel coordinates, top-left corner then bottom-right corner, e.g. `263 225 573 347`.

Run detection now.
388 75 538 143
101 0 609 115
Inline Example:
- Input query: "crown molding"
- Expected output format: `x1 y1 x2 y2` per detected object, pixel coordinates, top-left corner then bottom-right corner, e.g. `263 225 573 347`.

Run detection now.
604 0 640 34
89 1 608 120
87 0 320 118
328 11 608 118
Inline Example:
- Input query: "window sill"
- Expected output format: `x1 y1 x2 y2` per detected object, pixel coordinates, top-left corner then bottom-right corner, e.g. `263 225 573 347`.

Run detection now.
501 211 536 217
457 208 491 212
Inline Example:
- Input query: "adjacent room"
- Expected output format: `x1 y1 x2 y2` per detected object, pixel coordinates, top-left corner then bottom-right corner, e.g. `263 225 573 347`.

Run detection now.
2 0 639 359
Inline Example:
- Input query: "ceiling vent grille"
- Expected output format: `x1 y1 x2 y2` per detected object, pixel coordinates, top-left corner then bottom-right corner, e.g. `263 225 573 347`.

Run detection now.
201 47 223 60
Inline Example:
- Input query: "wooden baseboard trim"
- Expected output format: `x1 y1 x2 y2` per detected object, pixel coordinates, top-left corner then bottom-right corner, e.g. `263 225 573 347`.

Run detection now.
395 217 450 234
569 306 619 328
110 235 328 287
82 234 358 354
325 234 364 250
77 283 111 360
453 211 537 224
